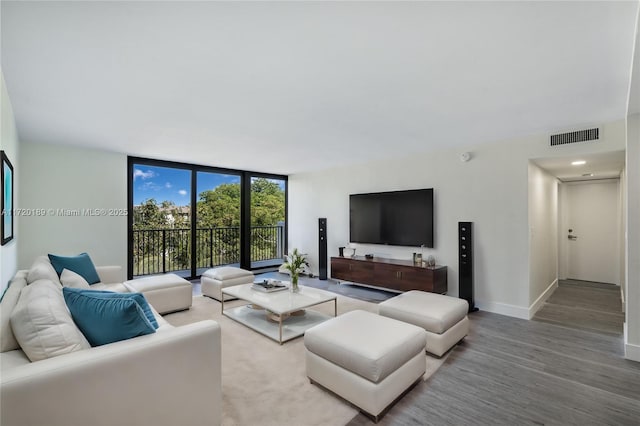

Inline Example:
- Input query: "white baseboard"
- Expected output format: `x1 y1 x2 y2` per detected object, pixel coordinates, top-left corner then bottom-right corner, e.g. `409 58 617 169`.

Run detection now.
475 301 529 319
623 323 640 362
528 279 559 319
477 279 558 320
625 343 640 362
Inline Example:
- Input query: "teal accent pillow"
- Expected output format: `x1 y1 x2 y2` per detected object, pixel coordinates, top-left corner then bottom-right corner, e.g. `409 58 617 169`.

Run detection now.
63 288 158 329
48 253 101 285
63 288 156 347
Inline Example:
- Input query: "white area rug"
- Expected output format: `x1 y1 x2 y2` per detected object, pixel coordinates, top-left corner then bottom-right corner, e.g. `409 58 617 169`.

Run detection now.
164 293 446 426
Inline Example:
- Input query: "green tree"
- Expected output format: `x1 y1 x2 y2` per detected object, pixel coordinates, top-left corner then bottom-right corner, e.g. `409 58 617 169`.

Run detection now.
193 178 284 228
133 199 165 229
133 199 190 229
133 179 285 275
250 178 285 226
133 198 192 274
249 178 285 259
196 183 241 228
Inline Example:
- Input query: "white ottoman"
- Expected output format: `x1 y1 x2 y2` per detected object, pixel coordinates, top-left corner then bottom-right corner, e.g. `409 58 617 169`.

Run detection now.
123 273 192 314
305 310 427 422
201 266 254 301
379 290 469 357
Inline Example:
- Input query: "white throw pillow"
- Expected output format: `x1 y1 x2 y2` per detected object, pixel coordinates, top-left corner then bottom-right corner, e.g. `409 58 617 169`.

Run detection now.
26 256 60 285
60 268 91 289
10 279 90 362
0 276 27 352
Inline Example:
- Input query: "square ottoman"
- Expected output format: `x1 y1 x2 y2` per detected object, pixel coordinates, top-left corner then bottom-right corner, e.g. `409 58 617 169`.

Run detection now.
123 273 192 314
305 310 427 422
201 266 254 301
379 290 469 357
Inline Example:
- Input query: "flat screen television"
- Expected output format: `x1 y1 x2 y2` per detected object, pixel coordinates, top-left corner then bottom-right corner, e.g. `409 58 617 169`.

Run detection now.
349 188 434 248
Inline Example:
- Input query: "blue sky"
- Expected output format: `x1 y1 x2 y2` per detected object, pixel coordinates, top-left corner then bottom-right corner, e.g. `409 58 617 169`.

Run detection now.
133 165 240 206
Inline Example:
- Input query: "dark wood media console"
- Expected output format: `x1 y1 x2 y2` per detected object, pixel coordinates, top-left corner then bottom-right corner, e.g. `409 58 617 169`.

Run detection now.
330 256 447 293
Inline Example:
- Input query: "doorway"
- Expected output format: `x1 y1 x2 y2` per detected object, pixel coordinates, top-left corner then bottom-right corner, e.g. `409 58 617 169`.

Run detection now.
536 178 625 335
530 151 625 334
560 179 621 285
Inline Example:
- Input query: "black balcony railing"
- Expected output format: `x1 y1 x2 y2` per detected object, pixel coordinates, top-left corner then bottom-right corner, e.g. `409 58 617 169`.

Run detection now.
132 225 285 276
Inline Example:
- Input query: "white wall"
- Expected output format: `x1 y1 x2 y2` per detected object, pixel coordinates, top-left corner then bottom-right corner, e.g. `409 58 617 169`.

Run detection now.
619 167 626 298
623 5 639 362
527 162 558 317
18 142 127 272
0 71 19 292
626 113 640 361
289 120 626 319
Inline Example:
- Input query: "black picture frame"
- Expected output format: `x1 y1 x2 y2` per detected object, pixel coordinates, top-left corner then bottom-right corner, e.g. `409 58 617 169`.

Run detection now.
1 150 14 245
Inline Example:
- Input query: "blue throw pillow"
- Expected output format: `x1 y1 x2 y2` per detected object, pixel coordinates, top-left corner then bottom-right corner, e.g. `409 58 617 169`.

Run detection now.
48 253 101 285
63 288 156 347
63 288 159 329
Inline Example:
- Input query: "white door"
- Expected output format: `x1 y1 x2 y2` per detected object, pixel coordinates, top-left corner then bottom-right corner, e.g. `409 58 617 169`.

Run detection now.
565 180 620 284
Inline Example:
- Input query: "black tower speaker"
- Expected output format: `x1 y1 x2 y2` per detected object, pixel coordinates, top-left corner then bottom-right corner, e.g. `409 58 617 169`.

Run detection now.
459 222 477 312
318 218 328 280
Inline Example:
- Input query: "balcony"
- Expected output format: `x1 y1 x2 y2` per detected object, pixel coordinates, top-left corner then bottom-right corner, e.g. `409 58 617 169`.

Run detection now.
132 225 285 277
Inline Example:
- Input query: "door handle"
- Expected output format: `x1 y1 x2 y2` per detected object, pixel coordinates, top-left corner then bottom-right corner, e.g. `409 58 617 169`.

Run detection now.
568 235 578 240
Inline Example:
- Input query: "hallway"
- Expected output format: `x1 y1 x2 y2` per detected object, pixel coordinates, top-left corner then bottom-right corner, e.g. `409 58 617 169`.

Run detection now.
533 279 624 335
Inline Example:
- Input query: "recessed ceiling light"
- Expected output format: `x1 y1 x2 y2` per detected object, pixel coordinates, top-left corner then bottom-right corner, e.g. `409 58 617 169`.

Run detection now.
582 173 594 177
571 160 586 166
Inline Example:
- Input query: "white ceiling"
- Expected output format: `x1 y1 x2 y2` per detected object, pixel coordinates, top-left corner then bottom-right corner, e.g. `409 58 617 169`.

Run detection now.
1 1 638 175
532 151 626 183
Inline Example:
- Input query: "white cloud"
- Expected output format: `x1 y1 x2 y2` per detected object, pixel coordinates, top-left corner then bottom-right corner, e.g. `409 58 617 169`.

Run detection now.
165 182 172 189
133 169 155 180
143 181 161 191
178 190 187 196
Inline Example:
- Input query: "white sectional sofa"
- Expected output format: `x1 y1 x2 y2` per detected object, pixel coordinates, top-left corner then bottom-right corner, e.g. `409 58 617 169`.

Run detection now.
0 258 222 426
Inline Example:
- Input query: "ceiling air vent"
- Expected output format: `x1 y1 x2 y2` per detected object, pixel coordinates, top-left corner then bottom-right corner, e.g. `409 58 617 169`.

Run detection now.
550 128 599 146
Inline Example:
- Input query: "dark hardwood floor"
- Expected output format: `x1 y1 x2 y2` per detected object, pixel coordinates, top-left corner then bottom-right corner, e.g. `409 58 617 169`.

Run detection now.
348 282 639 426
533 279 624 336
193 274 636 424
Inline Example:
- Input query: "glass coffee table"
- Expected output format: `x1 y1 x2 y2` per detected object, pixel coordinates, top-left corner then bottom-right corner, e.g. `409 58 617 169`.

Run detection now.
221 283 337 344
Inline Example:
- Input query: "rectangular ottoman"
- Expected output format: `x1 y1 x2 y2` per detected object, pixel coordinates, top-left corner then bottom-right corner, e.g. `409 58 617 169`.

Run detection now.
305 310 427 422
123 273 192 314
379 290 469 357
201 266 254 301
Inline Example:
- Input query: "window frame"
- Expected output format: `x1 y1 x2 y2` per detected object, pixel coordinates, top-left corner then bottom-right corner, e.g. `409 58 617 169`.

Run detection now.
127 156 288 280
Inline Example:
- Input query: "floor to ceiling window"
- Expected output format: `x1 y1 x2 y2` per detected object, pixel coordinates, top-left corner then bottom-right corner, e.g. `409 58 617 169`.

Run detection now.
195 171 241 275
131 164 192 277
128 158 287 280
250 176 286 269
